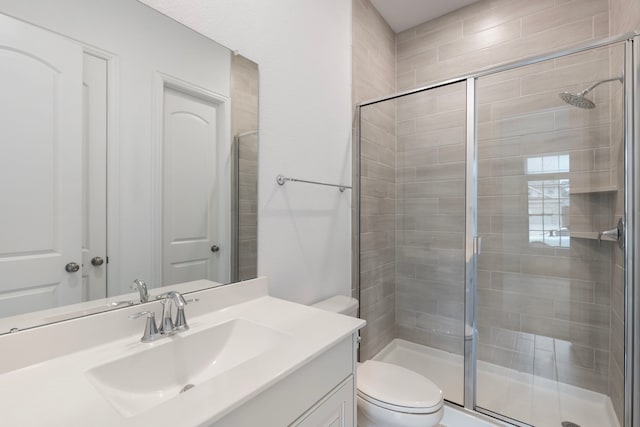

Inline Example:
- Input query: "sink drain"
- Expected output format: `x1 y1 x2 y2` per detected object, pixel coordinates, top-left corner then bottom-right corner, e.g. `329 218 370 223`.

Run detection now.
179 384 195 394
561 422 581 427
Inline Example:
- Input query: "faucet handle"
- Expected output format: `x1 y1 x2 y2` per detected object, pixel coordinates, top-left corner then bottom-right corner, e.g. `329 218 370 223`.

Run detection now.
128 310 154 320
153 294 199 303
129 311 161 343
108 300 134 308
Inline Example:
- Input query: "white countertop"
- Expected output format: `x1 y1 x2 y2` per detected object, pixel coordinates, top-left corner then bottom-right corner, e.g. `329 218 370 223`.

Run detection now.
0 277 365 426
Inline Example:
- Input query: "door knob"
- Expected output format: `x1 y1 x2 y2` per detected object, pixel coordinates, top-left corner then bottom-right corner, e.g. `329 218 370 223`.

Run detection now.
65 262 80 273
91 257 104 266
210 245 220 253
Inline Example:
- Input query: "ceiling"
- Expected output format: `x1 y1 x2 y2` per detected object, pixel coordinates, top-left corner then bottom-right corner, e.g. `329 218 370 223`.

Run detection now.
369 0 482 33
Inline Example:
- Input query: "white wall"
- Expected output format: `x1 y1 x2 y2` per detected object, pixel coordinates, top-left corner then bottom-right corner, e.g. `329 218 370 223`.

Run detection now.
140 0 354 304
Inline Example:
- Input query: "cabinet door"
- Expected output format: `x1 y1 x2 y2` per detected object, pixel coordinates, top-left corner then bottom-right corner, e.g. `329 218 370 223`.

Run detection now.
291 377 354 427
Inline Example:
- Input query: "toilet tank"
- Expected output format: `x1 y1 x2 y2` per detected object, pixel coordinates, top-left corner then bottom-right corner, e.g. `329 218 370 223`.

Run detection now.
312 295 359 317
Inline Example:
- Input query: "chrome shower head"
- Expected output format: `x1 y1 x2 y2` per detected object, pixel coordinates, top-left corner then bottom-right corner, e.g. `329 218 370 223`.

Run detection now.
558 91 595 109
559 76 623 109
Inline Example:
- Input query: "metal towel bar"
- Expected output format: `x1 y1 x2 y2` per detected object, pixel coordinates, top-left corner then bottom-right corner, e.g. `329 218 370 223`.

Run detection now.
276 174 352 192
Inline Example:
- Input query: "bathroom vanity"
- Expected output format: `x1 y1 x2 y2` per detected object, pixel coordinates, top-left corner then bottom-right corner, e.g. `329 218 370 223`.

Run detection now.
0 277 364 426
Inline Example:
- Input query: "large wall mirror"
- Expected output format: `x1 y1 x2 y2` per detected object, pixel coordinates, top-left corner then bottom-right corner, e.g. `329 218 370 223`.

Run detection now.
0 0 258 333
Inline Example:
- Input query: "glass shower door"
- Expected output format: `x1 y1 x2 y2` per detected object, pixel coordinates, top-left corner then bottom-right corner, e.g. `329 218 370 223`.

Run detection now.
474 43 626 427
394 82 467 406
358 81 468 408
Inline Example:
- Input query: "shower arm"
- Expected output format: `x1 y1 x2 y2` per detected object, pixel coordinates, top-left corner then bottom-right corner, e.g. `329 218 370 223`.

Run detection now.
579 76 623 96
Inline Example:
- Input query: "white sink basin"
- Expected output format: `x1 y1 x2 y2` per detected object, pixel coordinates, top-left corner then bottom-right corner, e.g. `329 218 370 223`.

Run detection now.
86 318 289 417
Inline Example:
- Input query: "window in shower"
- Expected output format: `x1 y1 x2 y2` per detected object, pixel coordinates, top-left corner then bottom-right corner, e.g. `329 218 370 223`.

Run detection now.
526 154 570 248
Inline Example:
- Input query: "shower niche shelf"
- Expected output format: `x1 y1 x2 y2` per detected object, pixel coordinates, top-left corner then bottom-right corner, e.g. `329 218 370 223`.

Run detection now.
570 232 618 242
569 185 618 195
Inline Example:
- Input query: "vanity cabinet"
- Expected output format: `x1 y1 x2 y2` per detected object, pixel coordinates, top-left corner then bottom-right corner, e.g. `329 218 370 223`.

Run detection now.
212 335 357 427
291 377 354 427
0 278 366 427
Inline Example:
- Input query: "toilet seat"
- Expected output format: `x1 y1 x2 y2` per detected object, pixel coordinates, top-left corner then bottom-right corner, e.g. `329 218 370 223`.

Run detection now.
357 361 443 414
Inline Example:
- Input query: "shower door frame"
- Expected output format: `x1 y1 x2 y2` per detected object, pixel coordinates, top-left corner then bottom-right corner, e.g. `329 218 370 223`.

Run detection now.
628 35 639 427
355 32 639 427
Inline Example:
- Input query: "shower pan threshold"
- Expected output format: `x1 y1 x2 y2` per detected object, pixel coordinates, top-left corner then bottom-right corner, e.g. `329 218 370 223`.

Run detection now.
373 339 619 427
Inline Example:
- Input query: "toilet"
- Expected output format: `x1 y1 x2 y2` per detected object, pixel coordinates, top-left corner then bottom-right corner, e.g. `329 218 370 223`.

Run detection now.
312 296 444 427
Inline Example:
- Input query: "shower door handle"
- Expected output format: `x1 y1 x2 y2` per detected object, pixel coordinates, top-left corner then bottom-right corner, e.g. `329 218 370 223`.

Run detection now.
598 217 624 249
598 228 618 241
473 236 482 255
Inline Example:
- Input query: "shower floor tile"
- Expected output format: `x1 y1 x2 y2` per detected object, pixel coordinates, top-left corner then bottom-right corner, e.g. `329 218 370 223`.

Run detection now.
373 339 618 427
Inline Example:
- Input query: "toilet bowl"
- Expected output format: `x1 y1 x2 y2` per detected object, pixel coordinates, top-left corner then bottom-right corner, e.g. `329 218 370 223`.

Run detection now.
357 360 444 426
312 296 445 427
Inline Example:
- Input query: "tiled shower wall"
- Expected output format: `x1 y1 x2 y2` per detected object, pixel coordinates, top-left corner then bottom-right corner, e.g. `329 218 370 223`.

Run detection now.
394 0 613 377
395 82 466 355
230 54 259 281
396 0 609 91
352 0 397 360
610 0 640 36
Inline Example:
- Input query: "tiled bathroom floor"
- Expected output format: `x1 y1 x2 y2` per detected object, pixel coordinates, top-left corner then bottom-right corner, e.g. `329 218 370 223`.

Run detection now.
373 339 619 427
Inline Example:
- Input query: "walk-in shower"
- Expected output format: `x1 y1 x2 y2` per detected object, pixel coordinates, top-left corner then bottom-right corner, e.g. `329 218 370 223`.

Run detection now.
356 34 638 427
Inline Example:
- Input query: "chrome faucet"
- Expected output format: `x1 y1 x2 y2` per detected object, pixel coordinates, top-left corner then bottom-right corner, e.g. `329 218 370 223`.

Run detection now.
160 291 190 335
131 279 149 303
129 291 196 342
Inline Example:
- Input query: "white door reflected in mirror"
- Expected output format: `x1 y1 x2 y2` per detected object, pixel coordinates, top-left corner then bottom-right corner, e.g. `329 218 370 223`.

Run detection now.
0 14 83 316
162 86 225 285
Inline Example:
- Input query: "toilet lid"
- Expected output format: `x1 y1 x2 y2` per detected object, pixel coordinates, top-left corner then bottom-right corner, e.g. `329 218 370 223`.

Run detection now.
357 361 443 414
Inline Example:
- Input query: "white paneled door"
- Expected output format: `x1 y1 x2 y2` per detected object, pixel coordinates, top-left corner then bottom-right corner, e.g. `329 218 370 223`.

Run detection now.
82 53 108 300
0 14 83 316
162 86 221 285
